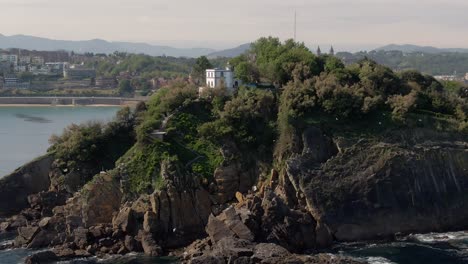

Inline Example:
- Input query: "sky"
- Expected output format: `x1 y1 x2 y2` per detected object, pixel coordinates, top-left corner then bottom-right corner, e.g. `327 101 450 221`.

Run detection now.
0 0 467 51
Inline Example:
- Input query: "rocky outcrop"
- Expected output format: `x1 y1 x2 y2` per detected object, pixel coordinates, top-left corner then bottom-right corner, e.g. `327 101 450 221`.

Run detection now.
286 127 468 242
0 154 54 216
214 143 258 204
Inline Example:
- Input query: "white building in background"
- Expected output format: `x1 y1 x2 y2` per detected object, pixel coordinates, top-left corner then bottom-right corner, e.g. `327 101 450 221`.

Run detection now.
205 65 238 90
0 54 18 65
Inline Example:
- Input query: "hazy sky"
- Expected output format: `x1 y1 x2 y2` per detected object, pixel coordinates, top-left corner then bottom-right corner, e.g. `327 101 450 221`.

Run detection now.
0 0 467 51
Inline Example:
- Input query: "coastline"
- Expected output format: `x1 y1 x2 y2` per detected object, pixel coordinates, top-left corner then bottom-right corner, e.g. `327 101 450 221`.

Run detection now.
0 96 147 107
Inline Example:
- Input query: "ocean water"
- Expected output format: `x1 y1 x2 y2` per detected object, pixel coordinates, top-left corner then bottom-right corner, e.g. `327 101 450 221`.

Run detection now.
0 106 120 177
330 231 468 264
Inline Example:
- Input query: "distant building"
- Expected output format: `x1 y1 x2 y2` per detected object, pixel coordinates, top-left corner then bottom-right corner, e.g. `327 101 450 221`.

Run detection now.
434 75 459 81
0 54 18 65
465 73 468 81
18 56 31 65
14 65 28 73
45 62 68 74
4 74 18 85
30 66 52 76
31 56 45 65
64 65 96 79
95 77 117 88
315 46 334 56
150 77 168 89
205 65 238 90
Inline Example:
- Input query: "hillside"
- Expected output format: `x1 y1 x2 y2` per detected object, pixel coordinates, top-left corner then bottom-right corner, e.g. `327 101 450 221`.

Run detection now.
207 43 251 58
376 44 468 54
0 34 215 57
0 37 467 263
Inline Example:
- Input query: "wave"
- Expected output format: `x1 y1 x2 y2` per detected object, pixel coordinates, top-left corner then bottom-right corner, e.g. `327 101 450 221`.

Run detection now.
406 231 468 243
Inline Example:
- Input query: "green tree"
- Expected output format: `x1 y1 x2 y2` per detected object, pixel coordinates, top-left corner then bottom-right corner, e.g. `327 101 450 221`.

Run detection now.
192 56 213 84
118 79 134 96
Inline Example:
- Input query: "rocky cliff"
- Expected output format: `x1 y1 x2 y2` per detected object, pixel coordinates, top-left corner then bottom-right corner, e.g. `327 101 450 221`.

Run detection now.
0 154 53 216
286 127 468 243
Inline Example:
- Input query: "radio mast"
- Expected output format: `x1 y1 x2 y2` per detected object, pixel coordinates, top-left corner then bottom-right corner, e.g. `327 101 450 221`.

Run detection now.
294 11 297 41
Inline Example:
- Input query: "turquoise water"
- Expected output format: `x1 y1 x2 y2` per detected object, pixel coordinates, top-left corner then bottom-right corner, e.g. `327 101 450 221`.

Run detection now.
0 106 120 177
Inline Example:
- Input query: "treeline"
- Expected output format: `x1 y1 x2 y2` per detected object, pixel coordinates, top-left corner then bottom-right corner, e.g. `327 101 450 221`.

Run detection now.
337 50 468 76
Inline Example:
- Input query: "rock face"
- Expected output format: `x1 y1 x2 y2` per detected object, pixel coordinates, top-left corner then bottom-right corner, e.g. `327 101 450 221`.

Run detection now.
286 127 468 242
0 154 54 216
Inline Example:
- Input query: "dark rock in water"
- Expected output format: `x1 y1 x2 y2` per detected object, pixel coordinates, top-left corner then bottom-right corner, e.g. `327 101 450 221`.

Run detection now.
15 226 39 246
251 243 290 261
24 251 59 264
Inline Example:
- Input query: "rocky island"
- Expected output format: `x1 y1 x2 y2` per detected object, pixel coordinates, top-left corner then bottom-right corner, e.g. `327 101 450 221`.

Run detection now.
0 37 467 264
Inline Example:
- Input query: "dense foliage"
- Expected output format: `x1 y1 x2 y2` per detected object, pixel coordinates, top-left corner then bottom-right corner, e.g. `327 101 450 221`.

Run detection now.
48 107 137 182
49 37 468 197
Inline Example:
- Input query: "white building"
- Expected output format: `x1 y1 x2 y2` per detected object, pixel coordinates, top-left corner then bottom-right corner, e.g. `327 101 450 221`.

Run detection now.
0 54 18 65
465 73 468 81
31 56 45 65
205 65 238 90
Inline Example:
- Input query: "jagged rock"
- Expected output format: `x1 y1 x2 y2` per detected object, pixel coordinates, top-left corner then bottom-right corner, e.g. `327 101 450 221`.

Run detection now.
206 214 234 243
53 246 75 258
38 217 52 228
235 192 244 204
138 230 162 256
89 225 105 239
251 243 290 261
9 214 28 229
73 227 90 249
124 235 140 252
74 249 91 258
143 211 157 233
28 229 58 248
0 154 53 217
315 222 333 248
15 226 39 246
112 207 136 234
24 251 58 264
212 237 254 258
218 207 254 241
82 174 122 227
98 237 114 247
0 221 10 232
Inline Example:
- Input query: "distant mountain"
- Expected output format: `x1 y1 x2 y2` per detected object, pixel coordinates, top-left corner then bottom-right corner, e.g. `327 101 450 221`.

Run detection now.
376 44 468 54
207 43 251 58
0 34 215 58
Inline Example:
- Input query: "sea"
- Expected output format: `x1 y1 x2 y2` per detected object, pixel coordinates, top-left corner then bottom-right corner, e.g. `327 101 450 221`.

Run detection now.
0 106 467 263
0 106 120 177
